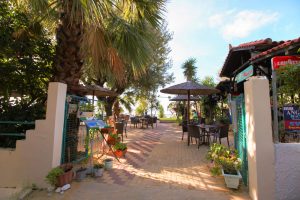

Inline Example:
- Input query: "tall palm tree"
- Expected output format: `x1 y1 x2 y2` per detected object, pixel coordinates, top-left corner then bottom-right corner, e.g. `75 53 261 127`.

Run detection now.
181 58 198 82
18 0 166 87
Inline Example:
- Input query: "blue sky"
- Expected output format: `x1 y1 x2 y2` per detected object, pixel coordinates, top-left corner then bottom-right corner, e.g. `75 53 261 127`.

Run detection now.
158 0 300 116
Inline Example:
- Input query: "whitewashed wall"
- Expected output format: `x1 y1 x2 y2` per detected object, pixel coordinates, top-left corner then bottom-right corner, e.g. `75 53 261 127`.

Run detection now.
275 143 300 200
0 82 66 188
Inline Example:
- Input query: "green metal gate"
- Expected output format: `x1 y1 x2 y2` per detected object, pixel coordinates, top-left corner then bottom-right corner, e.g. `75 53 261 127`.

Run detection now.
234 94 248 186
61 95 89 164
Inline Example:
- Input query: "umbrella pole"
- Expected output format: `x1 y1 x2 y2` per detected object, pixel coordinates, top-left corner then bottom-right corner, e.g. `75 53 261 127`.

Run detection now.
187 91 190 124
92 91 95 106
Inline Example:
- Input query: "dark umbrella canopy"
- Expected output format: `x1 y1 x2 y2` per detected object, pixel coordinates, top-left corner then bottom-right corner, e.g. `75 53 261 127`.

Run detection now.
70 84 117 97
170 95 201 101
160 81 219 95
160 81 219 128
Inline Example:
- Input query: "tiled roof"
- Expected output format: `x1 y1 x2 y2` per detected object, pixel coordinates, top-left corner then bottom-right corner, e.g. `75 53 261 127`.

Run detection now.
250 37 300 61
220 38 274 77
237 38 272 48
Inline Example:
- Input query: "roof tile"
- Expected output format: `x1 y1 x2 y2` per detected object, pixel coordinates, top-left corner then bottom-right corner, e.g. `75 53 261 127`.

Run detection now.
250 37 300 61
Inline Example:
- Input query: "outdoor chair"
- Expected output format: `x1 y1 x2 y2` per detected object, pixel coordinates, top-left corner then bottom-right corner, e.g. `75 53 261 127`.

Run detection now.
187 124 203 149
212 124 229 146
152 116 158 127
115 121 126 142
182 120 188 140
142 116 152 128
130 117 139 128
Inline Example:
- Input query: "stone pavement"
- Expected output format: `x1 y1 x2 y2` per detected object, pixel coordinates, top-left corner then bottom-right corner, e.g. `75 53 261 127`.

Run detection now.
26 123 250 200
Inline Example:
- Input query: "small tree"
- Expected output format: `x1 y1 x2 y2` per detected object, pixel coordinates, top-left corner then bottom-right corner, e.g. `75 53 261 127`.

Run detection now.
158 104 165 118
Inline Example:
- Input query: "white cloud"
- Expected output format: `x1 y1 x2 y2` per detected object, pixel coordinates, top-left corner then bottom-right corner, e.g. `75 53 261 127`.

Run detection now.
209 10 279 40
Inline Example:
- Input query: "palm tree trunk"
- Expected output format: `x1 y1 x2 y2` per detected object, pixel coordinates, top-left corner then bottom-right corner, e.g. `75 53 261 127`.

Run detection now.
104 96 117 117
54 2 83 87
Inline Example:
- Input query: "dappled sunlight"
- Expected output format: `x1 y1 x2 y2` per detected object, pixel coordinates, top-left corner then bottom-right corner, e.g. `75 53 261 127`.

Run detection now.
114 161 229 193
127 148 142 154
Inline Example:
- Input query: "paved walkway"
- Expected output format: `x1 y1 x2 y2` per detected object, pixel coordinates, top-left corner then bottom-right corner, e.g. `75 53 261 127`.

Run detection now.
26 123 250 200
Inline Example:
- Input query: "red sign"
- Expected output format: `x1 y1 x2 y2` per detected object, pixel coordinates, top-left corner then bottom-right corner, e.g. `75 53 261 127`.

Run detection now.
271 56 300 70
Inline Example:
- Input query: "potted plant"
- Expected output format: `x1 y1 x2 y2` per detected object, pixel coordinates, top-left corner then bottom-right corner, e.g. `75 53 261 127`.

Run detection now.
45 164 73 188
206 143 242 189
93 163 104 177
104 158 113 170
57 163 74 187
218 156 242 189
106 133 120 145
46 167 64 188
113 142 127 158
75 167 88 181
75 157 89 181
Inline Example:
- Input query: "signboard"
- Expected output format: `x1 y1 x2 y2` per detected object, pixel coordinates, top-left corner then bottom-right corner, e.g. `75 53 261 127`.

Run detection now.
283 105 300 131
83 120 106 129
236 65 253 83
271 56 300 70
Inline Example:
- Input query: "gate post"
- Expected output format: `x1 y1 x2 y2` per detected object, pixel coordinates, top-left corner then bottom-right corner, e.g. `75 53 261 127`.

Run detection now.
46 82 67 167
244 77 275 200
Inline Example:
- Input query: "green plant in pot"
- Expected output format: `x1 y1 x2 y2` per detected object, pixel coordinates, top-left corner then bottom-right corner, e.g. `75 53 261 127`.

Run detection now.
45 164 74 188
75 158 89 181
113 142 127 158
107 132 119 145
46 167 64 187
206 143 242 189
93 163 104 177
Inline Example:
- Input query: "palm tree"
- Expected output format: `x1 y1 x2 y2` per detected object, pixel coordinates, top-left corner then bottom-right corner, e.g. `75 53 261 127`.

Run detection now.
19 0 166 87
181 58 198 82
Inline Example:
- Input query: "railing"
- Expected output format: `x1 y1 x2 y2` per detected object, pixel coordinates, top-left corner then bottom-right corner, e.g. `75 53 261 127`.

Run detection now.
0 121 35 148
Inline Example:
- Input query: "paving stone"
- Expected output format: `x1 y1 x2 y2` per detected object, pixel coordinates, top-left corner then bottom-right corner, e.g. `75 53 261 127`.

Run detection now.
25 123 250 200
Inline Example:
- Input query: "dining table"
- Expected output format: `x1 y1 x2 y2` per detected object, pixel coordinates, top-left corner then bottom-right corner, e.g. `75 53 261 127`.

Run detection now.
196 124 219 145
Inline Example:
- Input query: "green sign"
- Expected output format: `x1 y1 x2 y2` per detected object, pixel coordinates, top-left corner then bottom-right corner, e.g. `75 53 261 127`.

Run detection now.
236 65 253 83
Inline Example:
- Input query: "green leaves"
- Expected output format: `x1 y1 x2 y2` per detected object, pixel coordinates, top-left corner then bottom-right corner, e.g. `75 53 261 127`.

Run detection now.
206 143 242 176
45 167 64 187
277 64 300 104
182 58 198 82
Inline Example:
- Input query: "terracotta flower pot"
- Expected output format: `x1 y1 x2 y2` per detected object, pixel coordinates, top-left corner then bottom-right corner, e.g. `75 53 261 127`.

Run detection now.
56 163 73 187
107 137 116 145
114 149 127 158
57 169 73 187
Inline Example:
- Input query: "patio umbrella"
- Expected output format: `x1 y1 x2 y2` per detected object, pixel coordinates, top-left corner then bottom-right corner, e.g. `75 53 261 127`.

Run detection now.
160 81 219 123
170 95 202 120
69 84 117 102
169 95 201 101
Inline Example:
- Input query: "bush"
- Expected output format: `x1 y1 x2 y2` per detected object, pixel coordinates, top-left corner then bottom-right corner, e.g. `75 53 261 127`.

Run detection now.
206 143 241 175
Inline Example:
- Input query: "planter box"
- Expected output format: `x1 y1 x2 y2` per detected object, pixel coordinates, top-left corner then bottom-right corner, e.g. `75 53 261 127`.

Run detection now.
222 169 242 189
57 169 73 187
94 168 104 177
104 159 113 170
75 168 87 181
57 163 73 187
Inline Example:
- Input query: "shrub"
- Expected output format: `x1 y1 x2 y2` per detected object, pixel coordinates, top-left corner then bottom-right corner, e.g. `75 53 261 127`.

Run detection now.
206 143 241 175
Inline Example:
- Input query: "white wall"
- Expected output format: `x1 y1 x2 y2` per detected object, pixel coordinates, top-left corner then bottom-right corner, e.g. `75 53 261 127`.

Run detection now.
244 77 275 200
275 143 300 200
0 82 66 188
